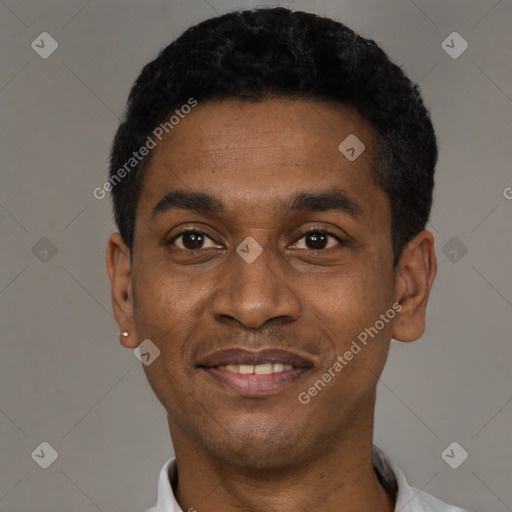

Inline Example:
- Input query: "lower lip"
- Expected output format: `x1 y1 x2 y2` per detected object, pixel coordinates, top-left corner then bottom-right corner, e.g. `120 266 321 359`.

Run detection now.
202 367 310 396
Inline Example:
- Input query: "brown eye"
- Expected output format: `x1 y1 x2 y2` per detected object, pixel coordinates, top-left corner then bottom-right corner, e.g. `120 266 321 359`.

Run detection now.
168 230 220 250
292 230 342 250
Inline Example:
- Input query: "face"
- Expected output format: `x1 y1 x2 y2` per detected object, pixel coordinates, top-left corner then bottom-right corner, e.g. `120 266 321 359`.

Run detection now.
107 99 435 470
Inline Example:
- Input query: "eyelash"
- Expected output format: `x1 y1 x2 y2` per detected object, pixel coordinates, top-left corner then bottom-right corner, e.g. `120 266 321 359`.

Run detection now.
167 226 345 251
293 226 345 248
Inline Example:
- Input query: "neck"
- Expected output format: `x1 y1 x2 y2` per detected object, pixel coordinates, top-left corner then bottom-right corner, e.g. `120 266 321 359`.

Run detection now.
169 393 394 512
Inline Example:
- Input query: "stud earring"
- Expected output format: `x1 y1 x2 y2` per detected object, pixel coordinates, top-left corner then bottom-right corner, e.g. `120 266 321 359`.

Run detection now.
121 331 129 337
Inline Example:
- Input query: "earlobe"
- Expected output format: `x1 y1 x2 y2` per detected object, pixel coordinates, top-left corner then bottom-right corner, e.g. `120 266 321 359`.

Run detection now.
392 230 437 343
106 232 138 348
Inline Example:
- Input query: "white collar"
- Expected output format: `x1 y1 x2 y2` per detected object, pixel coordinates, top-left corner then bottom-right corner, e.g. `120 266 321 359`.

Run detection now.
146 445 468 512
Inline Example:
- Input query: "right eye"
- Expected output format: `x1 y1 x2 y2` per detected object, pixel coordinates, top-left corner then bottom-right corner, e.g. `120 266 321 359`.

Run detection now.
167 230 222 251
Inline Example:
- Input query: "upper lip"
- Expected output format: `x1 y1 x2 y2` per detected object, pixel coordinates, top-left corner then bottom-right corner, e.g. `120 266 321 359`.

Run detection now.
197 348 314 368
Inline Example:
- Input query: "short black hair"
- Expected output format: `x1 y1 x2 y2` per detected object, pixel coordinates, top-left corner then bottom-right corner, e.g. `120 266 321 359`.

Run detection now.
109 7 437 265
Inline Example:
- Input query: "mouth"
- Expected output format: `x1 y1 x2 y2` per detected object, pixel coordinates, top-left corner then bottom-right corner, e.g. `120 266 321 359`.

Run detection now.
196 348 314 397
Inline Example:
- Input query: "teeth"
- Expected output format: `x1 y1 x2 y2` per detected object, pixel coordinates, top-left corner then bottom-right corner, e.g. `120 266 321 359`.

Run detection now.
254 363 273 374
218 363 294 374
239 364 253 374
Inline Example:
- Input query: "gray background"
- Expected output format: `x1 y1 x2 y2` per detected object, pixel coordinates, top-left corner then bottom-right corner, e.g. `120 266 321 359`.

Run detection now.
0 0 511 511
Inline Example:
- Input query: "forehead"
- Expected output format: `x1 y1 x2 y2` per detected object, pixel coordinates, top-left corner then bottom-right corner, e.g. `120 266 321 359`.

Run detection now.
137 99 385 222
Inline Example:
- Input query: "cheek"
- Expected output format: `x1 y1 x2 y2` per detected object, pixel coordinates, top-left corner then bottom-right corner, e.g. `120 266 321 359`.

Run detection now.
132 276 199 412
134 260 196 322
303 267 395 401
308 268 392 337
132 271 197 372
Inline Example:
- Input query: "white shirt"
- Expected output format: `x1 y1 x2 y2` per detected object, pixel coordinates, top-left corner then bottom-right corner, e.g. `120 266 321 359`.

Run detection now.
146 445 469 512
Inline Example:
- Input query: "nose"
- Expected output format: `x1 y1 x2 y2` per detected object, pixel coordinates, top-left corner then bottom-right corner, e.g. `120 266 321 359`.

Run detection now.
210 242 301 330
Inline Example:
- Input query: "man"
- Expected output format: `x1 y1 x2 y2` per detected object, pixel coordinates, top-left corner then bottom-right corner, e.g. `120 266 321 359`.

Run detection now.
105 7 469 512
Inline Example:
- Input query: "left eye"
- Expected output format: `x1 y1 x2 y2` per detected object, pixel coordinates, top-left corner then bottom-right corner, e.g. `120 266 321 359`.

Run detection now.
292 230 341 250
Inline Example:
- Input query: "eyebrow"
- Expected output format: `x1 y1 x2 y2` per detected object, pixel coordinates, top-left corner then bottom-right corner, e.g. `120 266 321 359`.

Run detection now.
150 187 361 221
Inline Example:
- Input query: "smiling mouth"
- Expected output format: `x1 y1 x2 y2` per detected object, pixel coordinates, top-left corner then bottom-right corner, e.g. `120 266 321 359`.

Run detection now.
201 365 310 396
217 363 294 374
197 348 314 396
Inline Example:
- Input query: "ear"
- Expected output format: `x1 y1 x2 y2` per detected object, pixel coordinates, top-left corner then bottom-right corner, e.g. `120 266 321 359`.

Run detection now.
392 230 437 343
106 232 138 348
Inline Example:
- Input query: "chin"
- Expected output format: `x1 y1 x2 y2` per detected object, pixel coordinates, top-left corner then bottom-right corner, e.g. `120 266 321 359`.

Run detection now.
199 421 317 471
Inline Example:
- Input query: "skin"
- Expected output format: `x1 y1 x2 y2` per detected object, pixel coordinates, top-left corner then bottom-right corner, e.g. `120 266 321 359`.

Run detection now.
106 99 436 512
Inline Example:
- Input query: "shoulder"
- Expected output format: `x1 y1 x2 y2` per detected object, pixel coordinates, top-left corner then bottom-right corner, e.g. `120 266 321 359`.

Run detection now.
408 486 470 512
372 445 470 512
